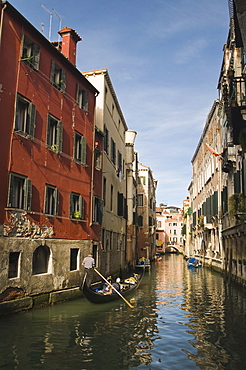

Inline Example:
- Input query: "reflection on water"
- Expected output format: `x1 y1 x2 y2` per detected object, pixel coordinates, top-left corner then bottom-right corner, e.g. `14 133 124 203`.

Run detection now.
1 254 246 369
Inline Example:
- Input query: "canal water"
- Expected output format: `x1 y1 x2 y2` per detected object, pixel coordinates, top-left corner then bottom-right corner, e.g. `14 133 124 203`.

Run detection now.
1 254 246 369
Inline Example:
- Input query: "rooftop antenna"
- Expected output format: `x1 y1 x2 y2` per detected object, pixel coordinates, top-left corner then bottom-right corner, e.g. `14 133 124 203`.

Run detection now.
52 8 62 38
40 4 53 41
35 17 44 34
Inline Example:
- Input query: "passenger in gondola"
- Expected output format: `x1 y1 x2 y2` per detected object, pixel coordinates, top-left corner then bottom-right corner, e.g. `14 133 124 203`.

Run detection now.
104 277 122 295
102 276 112 292
112 278 122 293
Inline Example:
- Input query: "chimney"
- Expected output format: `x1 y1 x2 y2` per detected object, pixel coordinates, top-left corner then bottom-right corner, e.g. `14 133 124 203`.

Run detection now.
58 27 81 66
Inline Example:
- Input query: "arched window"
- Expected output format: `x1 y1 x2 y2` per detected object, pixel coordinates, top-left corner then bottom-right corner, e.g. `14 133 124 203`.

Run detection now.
32 245 50 275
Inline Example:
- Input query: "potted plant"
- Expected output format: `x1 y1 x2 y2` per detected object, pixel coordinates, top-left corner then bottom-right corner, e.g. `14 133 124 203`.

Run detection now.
73 211 81 219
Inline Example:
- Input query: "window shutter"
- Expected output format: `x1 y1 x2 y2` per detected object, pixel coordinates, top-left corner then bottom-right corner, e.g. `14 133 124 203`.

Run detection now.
82 90 89 111
28 103 36 137
70 193 73 217
117 192 123 216
15 94 19 130
32 43 40 70
58 121 63 152
46 115 51 147
79 196 84 219
76 84 80 106
50 60 55 84
98 199 104 223
60 69 66 93
54 188 59 216
234 171 241 193
8 174 14 207
81 136 87 165
25 179 32 210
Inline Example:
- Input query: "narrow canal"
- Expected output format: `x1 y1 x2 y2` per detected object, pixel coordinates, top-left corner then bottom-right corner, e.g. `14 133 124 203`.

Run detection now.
1 254 246 369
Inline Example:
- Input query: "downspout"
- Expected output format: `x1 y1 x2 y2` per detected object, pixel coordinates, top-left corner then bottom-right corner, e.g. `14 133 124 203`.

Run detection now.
0 2 7 52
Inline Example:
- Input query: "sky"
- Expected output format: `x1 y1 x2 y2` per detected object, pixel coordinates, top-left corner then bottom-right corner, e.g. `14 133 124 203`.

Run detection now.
8 0 230 208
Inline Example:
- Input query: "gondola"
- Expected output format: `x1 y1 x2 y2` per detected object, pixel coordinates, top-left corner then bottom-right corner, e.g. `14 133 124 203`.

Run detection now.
82 267 144 304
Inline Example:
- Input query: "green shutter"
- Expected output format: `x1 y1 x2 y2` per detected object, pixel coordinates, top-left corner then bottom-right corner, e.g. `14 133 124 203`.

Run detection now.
46 115 51 147
32 43 40 70
57 121 63 152
81 136 86 165
60 69 66 93
15 94 19 130
76 84 80 106
70 193 73 218
25 179 32 210
28 103 36 137
79 196 84 219
8 174 14 207
54 188 58 216
82 90 89 111
50 60 55 84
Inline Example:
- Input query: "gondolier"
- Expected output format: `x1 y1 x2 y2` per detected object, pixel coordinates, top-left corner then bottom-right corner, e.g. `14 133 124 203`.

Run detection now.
82 253 95 286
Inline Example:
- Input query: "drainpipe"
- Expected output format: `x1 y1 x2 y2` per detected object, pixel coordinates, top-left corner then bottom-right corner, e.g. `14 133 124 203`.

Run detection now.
0 2 7 52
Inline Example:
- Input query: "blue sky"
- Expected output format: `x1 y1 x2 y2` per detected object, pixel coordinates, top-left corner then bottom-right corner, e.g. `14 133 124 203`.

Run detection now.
9 0 229 207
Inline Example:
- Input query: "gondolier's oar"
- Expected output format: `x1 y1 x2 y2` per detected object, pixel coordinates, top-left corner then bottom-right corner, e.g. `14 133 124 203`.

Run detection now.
94 268 134 309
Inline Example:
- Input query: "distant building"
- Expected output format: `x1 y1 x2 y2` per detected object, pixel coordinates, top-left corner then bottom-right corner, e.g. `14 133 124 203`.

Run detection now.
137 162 157 261
156 205 184 254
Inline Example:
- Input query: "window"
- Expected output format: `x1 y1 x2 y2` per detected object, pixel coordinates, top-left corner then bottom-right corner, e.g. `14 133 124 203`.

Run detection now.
117 151 122 177
44 185 58 216
137 194 144 206
117 192 127 219
15 94 36 137
8 252 20 278
174 230 177 235
110 138 116 164
74 131 86 165
93 196 103 223
110 185 113 211
149 198 153 209
8 173 32 210
70 192 84 220
46 115 63 153
101 228 105 250
104 125 109 154
21 35 40 70
140 176 146 185
50 60 66 92
76 84 89 111
70 248 79 271
110 231 113 250
103 177 107 205
138 215 143 227
113 232 118 251
32 245 51 275
95 148 102 170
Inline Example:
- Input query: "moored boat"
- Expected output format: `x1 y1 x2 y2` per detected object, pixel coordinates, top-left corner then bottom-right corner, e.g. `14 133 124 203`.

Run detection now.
82 268 144 304
187 257 202 268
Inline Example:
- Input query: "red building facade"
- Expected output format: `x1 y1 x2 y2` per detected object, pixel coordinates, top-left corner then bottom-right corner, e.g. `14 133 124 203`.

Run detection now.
0 2 102 297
